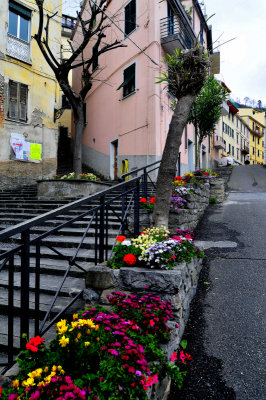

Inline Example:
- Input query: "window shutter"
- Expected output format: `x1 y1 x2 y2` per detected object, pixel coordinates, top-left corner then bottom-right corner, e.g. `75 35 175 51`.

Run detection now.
9 81 18 119
19 84 27 121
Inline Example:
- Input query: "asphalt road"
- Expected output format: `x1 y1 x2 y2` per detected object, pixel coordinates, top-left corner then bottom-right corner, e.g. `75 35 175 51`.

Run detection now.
169 165 266 400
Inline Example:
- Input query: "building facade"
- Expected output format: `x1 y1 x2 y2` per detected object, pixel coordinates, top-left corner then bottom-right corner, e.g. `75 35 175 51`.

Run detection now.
238 108 265 165
0 0 62 189
72 0 213 180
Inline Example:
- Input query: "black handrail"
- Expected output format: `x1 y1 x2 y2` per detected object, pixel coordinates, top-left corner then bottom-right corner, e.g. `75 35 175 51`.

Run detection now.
0 160 160 372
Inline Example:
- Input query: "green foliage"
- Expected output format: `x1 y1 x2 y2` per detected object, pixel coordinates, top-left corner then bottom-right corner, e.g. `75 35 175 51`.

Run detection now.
209 197 217 204
156 46 210 99
107 243 142 269
188 75 228 141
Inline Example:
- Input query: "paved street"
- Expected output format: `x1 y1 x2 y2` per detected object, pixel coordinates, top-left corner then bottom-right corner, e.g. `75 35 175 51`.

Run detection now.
170 165 266 400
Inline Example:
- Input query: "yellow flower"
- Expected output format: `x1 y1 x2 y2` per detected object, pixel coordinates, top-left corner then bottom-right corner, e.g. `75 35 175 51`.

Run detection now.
57 365 62 372
77 332 82 339
52 365 57 372
73 314 78 320
86 329 90 335
44 366 48 373
22 377 35 388
97 337 100 342
12 379 19 388
84 341 90 347
59 335 69 347
57 325 68 335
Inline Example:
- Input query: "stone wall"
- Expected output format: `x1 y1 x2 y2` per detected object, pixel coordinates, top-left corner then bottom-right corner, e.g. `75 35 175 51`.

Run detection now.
84 258 203 399
169 182 210 231
37 180 111 200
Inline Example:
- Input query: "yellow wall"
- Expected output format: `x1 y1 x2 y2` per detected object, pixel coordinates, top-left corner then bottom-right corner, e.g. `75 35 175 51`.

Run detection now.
239 109 265 165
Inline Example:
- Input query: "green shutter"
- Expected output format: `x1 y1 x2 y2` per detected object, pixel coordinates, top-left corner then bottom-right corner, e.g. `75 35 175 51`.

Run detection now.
9 2 31 18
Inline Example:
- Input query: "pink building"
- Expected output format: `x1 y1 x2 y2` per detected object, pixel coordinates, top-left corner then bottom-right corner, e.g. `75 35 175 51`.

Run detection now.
72 0 213 179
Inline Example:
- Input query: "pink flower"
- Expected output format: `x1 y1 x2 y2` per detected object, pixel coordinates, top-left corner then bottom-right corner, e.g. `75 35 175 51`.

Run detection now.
171 352 178 361
108 349 119 356
149 319 155 327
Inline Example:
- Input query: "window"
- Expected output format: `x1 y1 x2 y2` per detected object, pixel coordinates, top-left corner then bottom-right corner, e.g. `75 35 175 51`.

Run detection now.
258 150 260 157
253 135 255 142
124 0 136 36
8 80 27 121
232 129 234 139
8 2 31 42
237 134 239 144
222 122 225 132
232 114 234 123
262 141 264 147
228 143 231 154
258 138 260 145
263 152 264 159
200 22 204 45
252 147 255 155
117 63 136 98
232 146 234 156
92 44 98 72
237 148 239 160
185 125 188 149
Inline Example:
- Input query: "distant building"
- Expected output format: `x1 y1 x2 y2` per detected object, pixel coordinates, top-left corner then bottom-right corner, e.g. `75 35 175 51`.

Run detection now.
72 0 214 179
238 108 266 165
0 0 63 189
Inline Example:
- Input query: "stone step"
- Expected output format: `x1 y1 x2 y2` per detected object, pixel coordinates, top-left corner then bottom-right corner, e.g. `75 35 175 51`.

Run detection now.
2 255 92 277
0 233 115 250
0 315 59 355
0 244 112 263
0 270 85 296
0 286 85 319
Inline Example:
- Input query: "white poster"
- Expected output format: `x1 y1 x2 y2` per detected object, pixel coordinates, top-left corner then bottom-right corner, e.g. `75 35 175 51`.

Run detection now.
10 133 24 160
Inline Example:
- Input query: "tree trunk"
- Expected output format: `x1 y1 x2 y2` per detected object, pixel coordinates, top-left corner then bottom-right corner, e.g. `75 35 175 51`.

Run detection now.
73 103 84 176
152 94 194 228
197 135 203 169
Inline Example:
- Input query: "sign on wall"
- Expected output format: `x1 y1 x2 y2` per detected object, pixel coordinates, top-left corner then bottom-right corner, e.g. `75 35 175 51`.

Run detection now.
10 133 42 162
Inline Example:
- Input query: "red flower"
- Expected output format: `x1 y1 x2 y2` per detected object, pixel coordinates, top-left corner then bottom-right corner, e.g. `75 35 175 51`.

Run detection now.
26 336 44 352
174 176 183 181
149 197 156 204
123 254 137 265
171 352 178 361
116 235 126 242
140 198 147 203
205 171 209 175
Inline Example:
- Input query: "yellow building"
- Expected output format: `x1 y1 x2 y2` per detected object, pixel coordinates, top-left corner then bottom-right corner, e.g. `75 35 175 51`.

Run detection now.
238 109 265 165
0 0 62 189
221 101 239 160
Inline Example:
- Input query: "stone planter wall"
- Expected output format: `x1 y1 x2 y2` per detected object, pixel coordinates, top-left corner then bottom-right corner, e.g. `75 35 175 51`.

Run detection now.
84 258 202 400
209 178 225 203
169 182 210 231
37 179 111 200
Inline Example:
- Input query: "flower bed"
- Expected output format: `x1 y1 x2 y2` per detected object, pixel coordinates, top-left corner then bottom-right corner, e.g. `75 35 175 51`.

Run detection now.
2 293 193 400
107 228 203 270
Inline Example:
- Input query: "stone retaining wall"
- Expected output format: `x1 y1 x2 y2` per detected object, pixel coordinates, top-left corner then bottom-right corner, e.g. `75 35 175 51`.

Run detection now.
84 257 203 399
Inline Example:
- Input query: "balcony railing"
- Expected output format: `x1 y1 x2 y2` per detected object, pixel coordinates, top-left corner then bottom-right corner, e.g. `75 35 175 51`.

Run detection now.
214 135 226 150
7 34 30 64
160 16 195 53
241 144 250 154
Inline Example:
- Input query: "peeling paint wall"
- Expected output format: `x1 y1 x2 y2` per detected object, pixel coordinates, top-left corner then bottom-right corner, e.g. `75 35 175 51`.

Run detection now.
0 0 62 189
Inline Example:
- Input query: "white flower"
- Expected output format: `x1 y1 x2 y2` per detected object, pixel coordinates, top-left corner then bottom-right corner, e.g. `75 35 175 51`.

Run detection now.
121 240 131 246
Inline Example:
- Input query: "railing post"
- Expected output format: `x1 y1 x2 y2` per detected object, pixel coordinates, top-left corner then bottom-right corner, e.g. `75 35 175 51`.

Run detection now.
8 255 14 365
121 184 126 235
20 229 30 348
99 195 105 263
35 240 41 336
134 180 140 236
143 168 147 198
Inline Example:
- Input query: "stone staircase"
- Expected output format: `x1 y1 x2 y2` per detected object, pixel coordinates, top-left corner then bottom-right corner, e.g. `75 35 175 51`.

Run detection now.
0 183 134 370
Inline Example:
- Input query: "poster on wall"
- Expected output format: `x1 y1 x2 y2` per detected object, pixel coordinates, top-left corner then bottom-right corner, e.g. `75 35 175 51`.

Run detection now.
10 133 42 162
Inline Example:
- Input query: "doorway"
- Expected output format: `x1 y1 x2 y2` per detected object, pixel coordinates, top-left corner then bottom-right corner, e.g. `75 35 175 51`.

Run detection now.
188 139 194 171
110 139 119 180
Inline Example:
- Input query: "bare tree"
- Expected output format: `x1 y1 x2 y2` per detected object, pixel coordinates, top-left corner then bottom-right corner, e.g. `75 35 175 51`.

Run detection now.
257 100 262 109
244 96 250 106
34 0 125 175
151 46 209 228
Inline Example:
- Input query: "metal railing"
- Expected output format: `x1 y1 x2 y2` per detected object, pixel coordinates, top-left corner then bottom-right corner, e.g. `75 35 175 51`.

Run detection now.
160 16 194 49
0 161 160 371
120 160 161 199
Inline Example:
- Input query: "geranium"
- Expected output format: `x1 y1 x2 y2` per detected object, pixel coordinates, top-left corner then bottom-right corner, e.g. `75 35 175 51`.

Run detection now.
26 336 44 353
116 235 126 242
139 198 147 203
123 253 137 265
